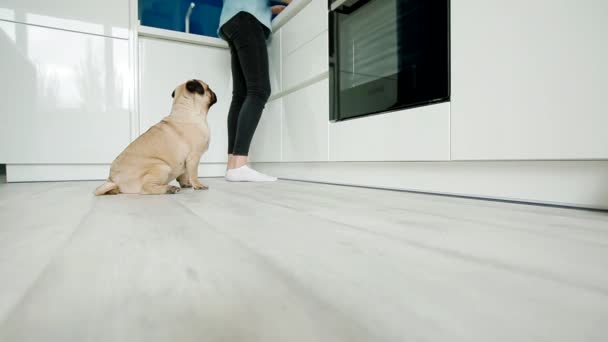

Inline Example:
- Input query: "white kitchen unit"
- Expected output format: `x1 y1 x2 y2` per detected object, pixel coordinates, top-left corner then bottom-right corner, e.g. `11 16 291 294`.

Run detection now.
268 30 282 96
282 79 329 162
282 31 329 92
0 21 131 164
0 0 129 38
329 103 451 162
249 99 283 162
280 0 328 93
451 0 608 160
281 0 327 57
138 34 231 166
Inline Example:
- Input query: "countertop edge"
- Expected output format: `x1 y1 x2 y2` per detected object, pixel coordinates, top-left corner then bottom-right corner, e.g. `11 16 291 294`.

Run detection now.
138 25 229 49
271 0 313 32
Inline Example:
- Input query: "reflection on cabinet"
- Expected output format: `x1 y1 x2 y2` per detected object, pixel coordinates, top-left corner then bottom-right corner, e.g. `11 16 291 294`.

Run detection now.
282 79 329 162
249 99 282 162
0 21 131 163
451 0 608 160
138 37 231 163
0 0 129 38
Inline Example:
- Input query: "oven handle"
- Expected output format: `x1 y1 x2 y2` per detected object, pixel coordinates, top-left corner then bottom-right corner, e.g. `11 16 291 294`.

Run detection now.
330 0 373 13
330 0 350 11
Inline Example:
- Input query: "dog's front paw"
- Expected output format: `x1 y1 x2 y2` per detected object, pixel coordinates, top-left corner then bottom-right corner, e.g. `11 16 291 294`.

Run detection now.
191 181 209 190
180 183 192 188
166 185 181 194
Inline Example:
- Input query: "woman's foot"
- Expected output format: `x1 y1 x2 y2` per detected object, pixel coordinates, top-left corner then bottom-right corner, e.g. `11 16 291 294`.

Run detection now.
225 165 277 182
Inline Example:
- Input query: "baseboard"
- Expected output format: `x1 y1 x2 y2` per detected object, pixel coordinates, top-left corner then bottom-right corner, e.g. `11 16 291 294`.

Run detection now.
5 163 227 182
251 161 608 210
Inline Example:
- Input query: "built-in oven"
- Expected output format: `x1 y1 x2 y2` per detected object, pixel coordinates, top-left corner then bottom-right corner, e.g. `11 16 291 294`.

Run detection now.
329 0 450 121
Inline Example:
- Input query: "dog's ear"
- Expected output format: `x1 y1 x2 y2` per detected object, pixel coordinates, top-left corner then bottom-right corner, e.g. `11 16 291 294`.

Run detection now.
171 90 175 98
186 80 205 95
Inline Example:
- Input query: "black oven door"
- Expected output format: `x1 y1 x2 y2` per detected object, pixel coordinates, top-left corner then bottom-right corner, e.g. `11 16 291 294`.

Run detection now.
329 0 450 121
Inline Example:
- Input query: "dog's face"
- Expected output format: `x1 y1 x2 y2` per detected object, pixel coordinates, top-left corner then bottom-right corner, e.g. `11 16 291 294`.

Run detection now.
171 79 217 114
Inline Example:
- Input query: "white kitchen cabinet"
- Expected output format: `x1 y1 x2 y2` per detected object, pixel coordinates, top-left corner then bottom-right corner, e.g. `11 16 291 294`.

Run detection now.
281 0 327 56
249 99 283 162
282 32 328 91
451 0 608 160
282 79 329 162
138 37 231 164
0 21 131 164
268 30 282 96
0 0 129 38
329 103 451 162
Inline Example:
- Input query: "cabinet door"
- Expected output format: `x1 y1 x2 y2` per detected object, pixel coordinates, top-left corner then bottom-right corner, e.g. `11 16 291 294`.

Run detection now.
268 30 282 96
0 22 131 163
249 99 282 162
282 79 329 162
329 103 451 162
451 0 608 160
139 37 231 163
282 32 328 91
0 0 129 38
281 0 327 56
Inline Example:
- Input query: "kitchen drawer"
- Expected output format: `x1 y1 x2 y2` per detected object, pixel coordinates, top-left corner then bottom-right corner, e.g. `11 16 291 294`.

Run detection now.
282 0 328 56
329 103 451 162
282 31 328 91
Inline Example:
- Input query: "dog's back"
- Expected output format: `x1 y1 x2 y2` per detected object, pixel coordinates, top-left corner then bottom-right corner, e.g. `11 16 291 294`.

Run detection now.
95 79 215 196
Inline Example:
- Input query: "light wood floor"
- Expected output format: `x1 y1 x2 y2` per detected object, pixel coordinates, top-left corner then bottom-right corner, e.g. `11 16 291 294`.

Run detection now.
0 178 607 341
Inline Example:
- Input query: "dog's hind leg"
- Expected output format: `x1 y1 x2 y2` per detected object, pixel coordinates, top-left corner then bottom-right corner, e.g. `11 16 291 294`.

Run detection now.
94 181 120 196
141 165 180 195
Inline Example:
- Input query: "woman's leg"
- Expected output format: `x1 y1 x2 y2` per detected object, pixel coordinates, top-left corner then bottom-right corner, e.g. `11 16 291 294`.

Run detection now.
222 13 276 181
229 15 271 161
226 40 247 169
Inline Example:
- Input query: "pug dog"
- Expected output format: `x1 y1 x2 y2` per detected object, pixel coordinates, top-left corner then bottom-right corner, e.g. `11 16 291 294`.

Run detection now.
95 79 217 195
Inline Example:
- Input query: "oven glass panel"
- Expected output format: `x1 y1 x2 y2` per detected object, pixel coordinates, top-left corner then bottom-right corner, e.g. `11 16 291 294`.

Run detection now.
331 0 449 121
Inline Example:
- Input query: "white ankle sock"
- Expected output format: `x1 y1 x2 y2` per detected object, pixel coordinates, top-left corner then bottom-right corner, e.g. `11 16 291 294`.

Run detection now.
225 165 277 182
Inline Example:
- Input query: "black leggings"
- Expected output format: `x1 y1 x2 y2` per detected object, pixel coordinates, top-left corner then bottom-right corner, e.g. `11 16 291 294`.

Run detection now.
220 12 271 156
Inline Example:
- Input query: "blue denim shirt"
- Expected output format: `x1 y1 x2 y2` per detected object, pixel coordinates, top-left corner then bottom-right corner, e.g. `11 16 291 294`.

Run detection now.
218 0 272 39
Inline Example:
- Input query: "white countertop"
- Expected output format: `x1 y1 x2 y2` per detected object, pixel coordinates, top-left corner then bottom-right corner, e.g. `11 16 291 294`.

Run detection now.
138 0 313 48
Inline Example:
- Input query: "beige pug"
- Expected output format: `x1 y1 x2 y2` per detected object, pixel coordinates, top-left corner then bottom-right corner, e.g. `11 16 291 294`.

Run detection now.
95 79 217 195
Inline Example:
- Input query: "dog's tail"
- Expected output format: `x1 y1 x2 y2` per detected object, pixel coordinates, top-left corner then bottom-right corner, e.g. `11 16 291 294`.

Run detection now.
94 181 120 196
